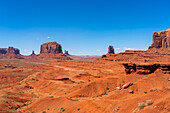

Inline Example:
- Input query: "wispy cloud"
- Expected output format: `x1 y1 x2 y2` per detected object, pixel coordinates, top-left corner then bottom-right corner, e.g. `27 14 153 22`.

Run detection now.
23 49 31 54
123 47 135 50
96 49 100 52
47 36 50 39
116 48 120 50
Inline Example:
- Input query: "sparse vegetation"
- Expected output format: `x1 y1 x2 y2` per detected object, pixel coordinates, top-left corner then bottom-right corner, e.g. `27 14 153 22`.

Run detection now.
8 106 12 109
144 91 148 94
61 107 65 112
77 108 80 111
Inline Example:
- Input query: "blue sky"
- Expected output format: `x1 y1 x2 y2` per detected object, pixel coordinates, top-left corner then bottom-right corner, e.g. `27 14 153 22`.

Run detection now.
0 0 170 55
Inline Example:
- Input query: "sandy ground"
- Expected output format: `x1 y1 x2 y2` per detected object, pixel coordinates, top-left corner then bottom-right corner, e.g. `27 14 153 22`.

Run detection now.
0 58 169 113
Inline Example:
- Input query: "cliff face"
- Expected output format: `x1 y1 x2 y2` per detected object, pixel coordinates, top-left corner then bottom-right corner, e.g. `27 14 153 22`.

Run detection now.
107 45 115 54
149 28 170 49
0 47 20 55
40 42 63 54
0 47 23 59
37 42 71 60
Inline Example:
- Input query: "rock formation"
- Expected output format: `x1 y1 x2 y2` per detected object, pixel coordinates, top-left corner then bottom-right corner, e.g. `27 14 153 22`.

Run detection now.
123 63 170 74
30 50 36 57
40 42 63 54
149 28 170 49
37 42 72 60
64 50 69 55
107 45 115 54
0 47 20 55
0 47 23 59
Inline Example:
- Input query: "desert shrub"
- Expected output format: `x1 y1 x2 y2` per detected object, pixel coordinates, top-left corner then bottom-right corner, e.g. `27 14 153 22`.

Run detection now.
8 106 12 109
12 109 16 111
106 87 109 90
61 107 65 112
144 91 147 94
77 108 80 111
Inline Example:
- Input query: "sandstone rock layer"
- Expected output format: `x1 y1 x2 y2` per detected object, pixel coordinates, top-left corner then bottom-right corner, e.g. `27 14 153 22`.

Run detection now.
40 42 63 54
107 45 115 54
149 28 170 49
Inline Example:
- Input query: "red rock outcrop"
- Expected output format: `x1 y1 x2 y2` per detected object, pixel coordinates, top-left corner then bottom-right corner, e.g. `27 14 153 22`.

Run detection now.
0 47 20 55
149 28 170 49
64 50 70 55
40 42 63 54
107 45 115 54
123 63 170 74
30 50 36 57
37 42 72 60
0 47 23 59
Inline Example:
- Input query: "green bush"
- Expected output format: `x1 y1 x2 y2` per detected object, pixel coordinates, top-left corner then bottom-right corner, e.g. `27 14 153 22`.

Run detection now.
77 108 80 111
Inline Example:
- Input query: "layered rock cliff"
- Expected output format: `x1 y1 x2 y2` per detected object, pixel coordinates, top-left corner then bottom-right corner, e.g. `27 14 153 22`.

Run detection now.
107 45 115 54
40 42 63 54
0 47 20 55
37 42 71 60
149 28 170 49
0 47 23 59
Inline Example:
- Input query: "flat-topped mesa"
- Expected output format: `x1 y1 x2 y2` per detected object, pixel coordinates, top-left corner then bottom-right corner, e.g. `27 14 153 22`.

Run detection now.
0 47 20 55
37 42 72 60
149 28 170 49
40 42 63 54
0 47 23 59
107 45 115 54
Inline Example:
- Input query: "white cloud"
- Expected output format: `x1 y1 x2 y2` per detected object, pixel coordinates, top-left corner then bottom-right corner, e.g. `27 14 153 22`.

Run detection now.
116 48 120 50
123 47 135 50
96 49 100 52
22 49 31 55
47 37 50 39
24 49 29 52
78 51 82 54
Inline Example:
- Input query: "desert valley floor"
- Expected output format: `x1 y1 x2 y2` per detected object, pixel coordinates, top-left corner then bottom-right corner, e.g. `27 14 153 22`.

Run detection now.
0 58 169 113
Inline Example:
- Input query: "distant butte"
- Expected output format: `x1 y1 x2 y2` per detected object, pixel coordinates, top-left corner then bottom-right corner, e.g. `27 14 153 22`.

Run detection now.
40 42 63 54
0 47 23 59
107 45 115 54
37 42 72 60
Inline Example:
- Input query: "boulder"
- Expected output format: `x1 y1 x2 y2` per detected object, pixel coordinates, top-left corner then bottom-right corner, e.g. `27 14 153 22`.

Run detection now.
122 82 133 89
